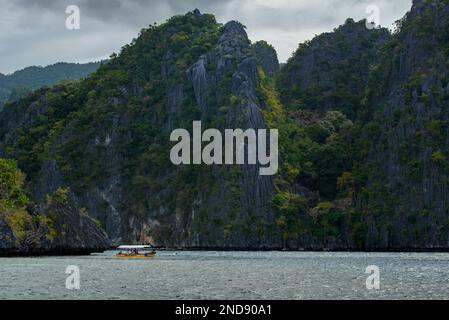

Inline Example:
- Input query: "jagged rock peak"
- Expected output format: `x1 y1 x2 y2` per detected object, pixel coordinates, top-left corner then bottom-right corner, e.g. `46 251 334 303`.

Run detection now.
221 21 248 37
252 40 280 77
183 8 206 21
190 8 202 17
337 17 386 33
218 20 250 48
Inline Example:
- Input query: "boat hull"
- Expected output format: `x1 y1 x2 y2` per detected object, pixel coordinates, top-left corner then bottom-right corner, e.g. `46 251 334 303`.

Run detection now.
115 253 157 258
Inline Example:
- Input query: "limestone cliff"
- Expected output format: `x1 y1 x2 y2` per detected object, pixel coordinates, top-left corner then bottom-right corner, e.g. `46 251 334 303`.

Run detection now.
0 10 279 249
357 0 449 249
1 2 449 252
252 40 280 77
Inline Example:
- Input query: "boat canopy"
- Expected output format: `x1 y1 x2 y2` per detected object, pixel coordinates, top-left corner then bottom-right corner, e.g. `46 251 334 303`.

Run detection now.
117 245 153 250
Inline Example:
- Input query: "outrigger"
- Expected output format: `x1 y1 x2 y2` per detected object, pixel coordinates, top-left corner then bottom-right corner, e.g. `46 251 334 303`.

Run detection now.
115 245 157 258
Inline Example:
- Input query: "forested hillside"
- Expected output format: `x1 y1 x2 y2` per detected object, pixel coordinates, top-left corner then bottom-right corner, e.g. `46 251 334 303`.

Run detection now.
0 62 102 107
1 0 448 253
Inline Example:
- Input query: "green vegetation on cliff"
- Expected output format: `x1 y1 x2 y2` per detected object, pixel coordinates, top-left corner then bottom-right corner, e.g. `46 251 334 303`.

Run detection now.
352 0 449 248
0 62 102 107
2 1 449 250
277 18 389 119
0 159 28 209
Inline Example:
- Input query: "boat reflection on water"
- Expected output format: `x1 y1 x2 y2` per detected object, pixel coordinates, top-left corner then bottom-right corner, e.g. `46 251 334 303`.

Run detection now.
115 245 157 258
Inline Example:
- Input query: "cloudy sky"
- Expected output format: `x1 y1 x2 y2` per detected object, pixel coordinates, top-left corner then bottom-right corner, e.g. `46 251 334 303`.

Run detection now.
0 0 412 74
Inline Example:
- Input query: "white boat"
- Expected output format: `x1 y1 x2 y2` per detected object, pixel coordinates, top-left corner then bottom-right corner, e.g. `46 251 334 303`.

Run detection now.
115 245 157 258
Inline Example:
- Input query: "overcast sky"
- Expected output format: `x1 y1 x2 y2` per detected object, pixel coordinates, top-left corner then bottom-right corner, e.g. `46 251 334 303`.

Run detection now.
0 0 412 74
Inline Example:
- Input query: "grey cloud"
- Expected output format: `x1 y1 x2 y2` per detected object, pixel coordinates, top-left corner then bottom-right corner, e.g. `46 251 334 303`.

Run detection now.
0 0 412 74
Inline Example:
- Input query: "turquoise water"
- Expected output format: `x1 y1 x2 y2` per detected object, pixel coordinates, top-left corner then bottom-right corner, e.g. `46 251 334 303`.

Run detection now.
1 251 449 299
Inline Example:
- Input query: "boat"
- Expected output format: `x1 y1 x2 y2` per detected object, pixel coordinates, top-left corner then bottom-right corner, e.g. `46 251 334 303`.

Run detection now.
115 245 157 258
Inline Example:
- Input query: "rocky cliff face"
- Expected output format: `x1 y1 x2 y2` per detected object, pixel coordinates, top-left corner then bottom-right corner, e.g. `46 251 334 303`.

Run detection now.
0 159 109 256
252 41 280 77
182 20 277 248
277 18 390 119
274 0 449 250
271 18 392 250
0 195 110 256
0 219 15 252
0 10 279 249
357 0 449 249
1 2 449 252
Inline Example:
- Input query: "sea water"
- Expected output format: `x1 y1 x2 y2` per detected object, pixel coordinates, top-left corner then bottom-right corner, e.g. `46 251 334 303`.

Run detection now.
1 251 448 299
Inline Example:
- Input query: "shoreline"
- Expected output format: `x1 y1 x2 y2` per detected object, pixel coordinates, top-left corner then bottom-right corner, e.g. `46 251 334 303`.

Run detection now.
0 247 108 257
3 246 449 257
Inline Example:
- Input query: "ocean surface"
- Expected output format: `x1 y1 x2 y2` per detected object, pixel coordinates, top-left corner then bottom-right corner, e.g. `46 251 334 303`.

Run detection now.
1 251 449 299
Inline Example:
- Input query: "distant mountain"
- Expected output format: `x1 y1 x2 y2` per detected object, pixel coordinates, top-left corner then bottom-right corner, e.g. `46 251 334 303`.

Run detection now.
0 62 103 107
